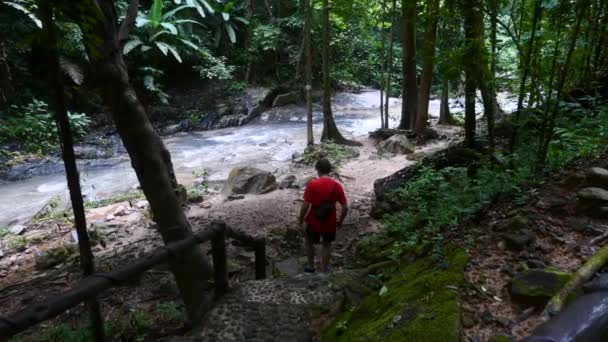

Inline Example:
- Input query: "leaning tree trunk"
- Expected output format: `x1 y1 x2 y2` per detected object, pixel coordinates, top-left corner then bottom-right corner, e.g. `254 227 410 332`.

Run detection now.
383 0 397 128
415 0 440 140
399 0 418 130
438 78 451 124
74 0 213 322
304 0 314 146
0 38 14 108
321 0 358 145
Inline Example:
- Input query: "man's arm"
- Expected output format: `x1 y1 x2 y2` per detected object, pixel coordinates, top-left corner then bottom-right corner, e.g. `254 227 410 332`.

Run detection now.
338 205 348 227
337 184 348 227
299 201 311 226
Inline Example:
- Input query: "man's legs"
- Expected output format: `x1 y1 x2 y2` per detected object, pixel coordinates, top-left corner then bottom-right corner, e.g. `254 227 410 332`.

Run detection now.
305 237 315 270
321 241 331 273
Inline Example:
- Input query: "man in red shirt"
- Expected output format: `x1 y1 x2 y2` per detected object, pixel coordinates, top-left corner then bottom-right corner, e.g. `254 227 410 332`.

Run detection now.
298 158 348 273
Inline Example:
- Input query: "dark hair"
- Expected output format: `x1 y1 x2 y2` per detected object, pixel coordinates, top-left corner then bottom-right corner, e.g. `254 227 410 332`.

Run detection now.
315 158 332 175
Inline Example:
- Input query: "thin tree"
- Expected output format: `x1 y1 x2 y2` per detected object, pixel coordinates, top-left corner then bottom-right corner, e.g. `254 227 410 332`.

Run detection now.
380 0 387 128
39 1 104 339
0 37 13 107
510 0 542 152
415 0 440 140
400 0 418 130
62 0 214 321
383 0 398 128
321 0 359 145
461 0 478 147
304 0 314 146
245 0 255 84
536 0 589 174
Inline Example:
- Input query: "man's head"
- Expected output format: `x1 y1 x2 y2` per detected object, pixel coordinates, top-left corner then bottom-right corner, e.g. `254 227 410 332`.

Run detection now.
315 158 332 176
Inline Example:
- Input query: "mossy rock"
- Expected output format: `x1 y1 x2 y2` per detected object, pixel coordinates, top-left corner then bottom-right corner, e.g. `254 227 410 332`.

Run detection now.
509 268 571 307
35 244 78 270
323 246 468 342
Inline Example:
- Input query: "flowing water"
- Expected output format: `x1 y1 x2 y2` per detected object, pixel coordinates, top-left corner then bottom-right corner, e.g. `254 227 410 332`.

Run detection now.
0 90 517 228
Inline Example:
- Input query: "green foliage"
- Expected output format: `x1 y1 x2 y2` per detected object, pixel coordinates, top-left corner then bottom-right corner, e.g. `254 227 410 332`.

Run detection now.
0 99 90 154
302 141 357 167
7 236 27 251
156 302 186 322
383 160 534 250
0 226 10 238
84 191 144 209
546 101 608 170
38 324 93 342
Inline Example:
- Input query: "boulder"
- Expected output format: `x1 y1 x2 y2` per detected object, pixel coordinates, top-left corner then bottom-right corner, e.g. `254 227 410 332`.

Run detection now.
509 268 571 306
274 257 302 277
502 230 535 251
9 224 25 235
378 134 415 155
577 187 608 217
586 167 608 188
296 176 316 189
279 175 296 189
272 92 300 107
223 167 278 195
578 187 608 202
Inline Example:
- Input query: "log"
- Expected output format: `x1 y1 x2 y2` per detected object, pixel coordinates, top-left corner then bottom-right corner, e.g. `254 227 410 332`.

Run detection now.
541 245 608 320
369 128 415 141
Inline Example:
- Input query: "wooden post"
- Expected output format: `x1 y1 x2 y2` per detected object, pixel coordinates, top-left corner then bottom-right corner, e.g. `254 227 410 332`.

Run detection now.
255 240 266 280
211 227 228 298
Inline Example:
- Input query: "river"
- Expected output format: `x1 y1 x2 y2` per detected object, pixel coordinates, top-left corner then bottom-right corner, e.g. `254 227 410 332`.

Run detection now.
0 90 517 228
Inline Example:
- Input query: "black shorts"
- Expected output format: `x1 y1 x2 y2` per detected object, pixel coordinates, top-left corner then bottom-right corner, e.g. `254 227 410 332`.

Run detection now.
306 230 336 244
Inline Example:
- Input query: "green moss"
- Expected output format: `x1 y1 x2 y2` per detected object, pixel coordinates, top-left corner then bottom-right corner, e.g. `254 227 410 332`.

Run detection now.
488 334 512 342
323 246 468 342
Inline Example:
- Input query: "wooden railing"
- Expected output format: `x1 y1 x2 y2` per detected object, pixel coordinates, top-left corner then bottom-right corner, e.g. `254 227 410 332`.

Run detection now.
0 221 266 340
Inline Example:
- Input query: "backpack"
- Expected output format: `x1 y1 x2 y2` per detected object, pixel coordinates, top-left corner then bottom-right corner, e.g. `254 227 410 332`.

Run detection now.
314 182 338 221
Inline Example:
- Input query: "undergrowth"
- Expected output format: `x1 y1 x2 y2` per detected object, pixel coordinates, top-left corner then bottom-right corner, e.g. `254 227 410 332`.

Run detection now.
301 140 357 167
383 100 608 255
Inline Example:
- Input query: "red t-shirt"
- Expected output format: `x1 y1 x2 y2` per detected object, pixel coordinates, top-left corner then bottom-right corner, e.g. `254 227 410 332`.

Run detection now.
304 177 347 233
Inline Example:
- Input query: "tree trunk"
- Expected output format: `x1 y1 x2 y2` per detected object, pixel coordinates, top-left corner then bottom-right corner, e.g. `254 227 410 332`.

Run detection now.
304 0 314 146
321 0 358 145
399 0 417 130
536 0 588 174
415 0 440 140
40 3 105 340
380 0 388 129
0 38 14 108
461 0 479 148
510 0 542 152
384 0 397 128
438 78 451 124
75 0 213 322
244 0 255 84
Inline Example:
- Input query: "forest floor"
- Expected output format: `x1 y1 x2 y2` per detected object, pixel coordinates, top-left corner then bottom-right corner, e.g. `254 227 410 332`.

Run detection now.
3 118 605 341
458 151 608 340
0 125 457 340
